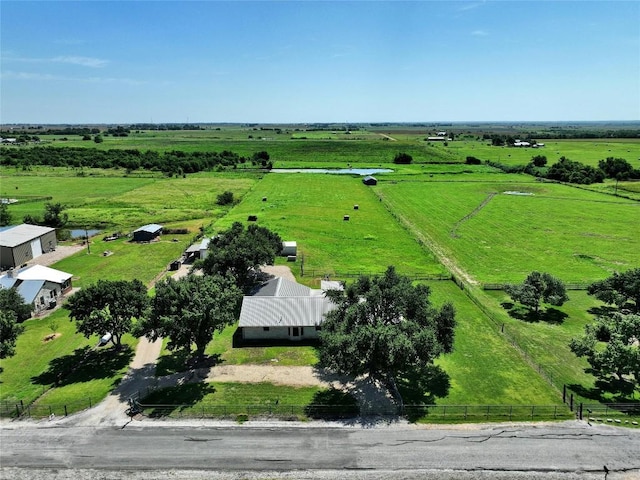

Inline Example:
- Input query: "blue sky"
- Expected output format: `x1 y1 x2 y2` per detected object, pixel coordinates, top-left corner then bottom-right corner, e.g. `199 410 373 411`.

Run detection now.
1 1 638 123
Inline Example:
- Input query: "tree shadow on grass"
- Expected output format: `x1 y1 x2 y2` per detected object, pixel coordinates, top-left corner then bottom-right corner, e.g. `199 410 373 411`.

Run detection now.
505 305 568 324
398 364 451 423
587 305 619 317
304 388 359 419
138 382 217 418
569 376 638 403
31 345 134 388
155 351 222 377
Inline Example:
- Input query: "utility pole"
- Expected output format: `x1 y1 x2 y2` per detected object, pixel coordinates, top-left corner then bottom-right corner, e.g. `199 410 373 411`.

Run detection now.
85 227 91 254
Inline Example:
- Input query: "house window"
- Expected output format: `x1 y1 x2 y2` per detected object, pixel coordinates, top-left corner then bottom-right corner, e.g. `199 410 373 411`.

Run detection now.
315 326 321 331
263 327 270 331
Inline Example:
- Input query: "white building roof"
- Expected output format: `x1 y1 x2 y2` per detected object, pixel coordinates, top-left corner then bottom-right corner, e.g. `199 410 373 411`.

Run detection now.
14 264 72 284
0 224 56 248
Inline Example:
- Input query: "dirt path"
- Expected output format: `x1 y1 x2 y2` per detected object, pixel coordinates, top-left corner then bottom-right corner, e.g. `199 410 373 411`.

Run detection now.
377 133 397 141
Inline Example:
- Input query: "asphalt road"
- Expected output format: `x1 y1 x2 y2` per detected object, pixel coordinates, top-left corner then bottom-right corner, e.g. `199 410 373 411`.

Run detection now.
1 420 639 479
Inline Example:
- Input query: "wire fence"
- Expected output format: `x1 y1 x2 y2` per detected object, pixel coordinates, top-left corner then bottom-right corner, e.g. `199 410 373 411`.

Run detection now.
482 283 590 291
1 398 575 423
301 270 452 281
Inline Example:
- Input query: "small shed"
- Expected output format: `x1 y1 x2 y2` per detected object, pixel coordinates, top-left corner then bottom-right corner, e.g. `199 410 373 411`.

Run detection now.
282 241 297 256
133 224 163 242
362 176 377 186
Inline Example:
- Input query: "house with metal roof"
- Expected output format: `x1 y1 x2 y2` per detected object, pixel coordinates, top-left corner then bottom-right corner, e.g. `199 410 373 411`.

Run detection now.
0 264 73 316
362 176 377 186
132 224 163 242
0 224 57 269
237 277 338 344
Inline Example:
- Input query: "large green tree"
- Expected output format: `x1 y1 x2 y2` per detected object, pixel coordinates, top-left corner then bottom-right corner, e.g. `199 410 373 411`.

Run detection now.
505 271 568 315
570 313 640 395
202 222 282 292
0 310 25 359
0 287 34 323
318 266 456 407
138 274 242 361
587 268 640 313
0 202 12 226
66 279 149 348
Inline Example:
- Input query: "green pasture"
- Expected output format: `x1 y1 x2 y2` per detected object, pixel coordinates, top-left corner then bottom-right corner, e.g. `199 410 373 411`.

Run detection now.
1 170 257 230
428 281 561 405
446 139 640 168
33 129 461 166
481 289 599 398
214 173 446 277
377 177 640 284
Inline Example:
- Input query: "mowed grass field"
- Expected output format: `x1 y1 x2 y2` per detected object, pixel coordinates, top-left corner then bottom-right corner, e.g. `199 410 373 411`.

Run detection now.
377 177 640 284
214 173 446 277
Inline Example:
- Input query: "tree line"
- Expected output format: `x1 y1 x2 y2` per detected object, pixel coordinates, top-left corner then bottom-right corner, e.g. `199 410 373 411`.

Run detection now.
0 147 273 175
486 155 639 185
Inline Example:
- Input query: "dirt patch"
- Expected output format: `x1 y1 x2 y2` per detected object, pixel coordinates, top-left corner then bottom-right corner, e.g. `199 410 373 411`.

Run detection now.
261 265 296 282
27 244 86 267
42 333 62 343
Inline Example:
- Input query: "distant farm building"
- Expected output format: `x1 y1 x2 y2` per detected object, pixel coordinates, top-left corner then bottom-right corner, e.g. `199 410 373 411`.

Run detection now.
513 140 531 147
427 136 447 141
0 224 57 269
0 264 73 316
185 237 211 261
236 277 340 345
362 176 377 186
132 224 163 242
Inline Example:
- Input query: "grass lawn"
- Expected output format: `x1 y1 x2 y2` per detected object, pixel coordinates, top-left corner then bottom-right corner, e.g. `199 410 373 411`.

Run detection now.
140 381 322 419
377 176 640 284
53 235 191 288
155 326 318 377
0 307 139 415
0 309 93 404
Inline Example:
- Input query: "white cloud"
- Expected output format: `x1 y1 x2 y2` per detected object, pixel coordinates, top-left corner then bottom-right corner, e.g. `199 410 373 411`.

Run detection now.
1 55 109 68
51 56 109 68
471 30 489 36
458 2 486 12
1 70 144 85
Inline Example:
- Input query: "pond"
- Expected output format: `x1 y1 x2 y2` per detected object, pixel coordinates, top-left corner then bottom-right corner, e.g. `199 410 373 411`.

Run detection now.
271 168 393 175
69 229 102 239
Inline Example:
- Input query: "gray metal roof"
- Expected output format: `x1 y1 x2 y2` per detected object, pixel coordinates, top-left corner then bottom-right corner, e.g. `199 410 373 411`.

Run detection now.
251 277 311 297
16 279 45 304
134 224 163 233
238 296 335 328
185 238 210 254
0 224 56 248
0 275 18 289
